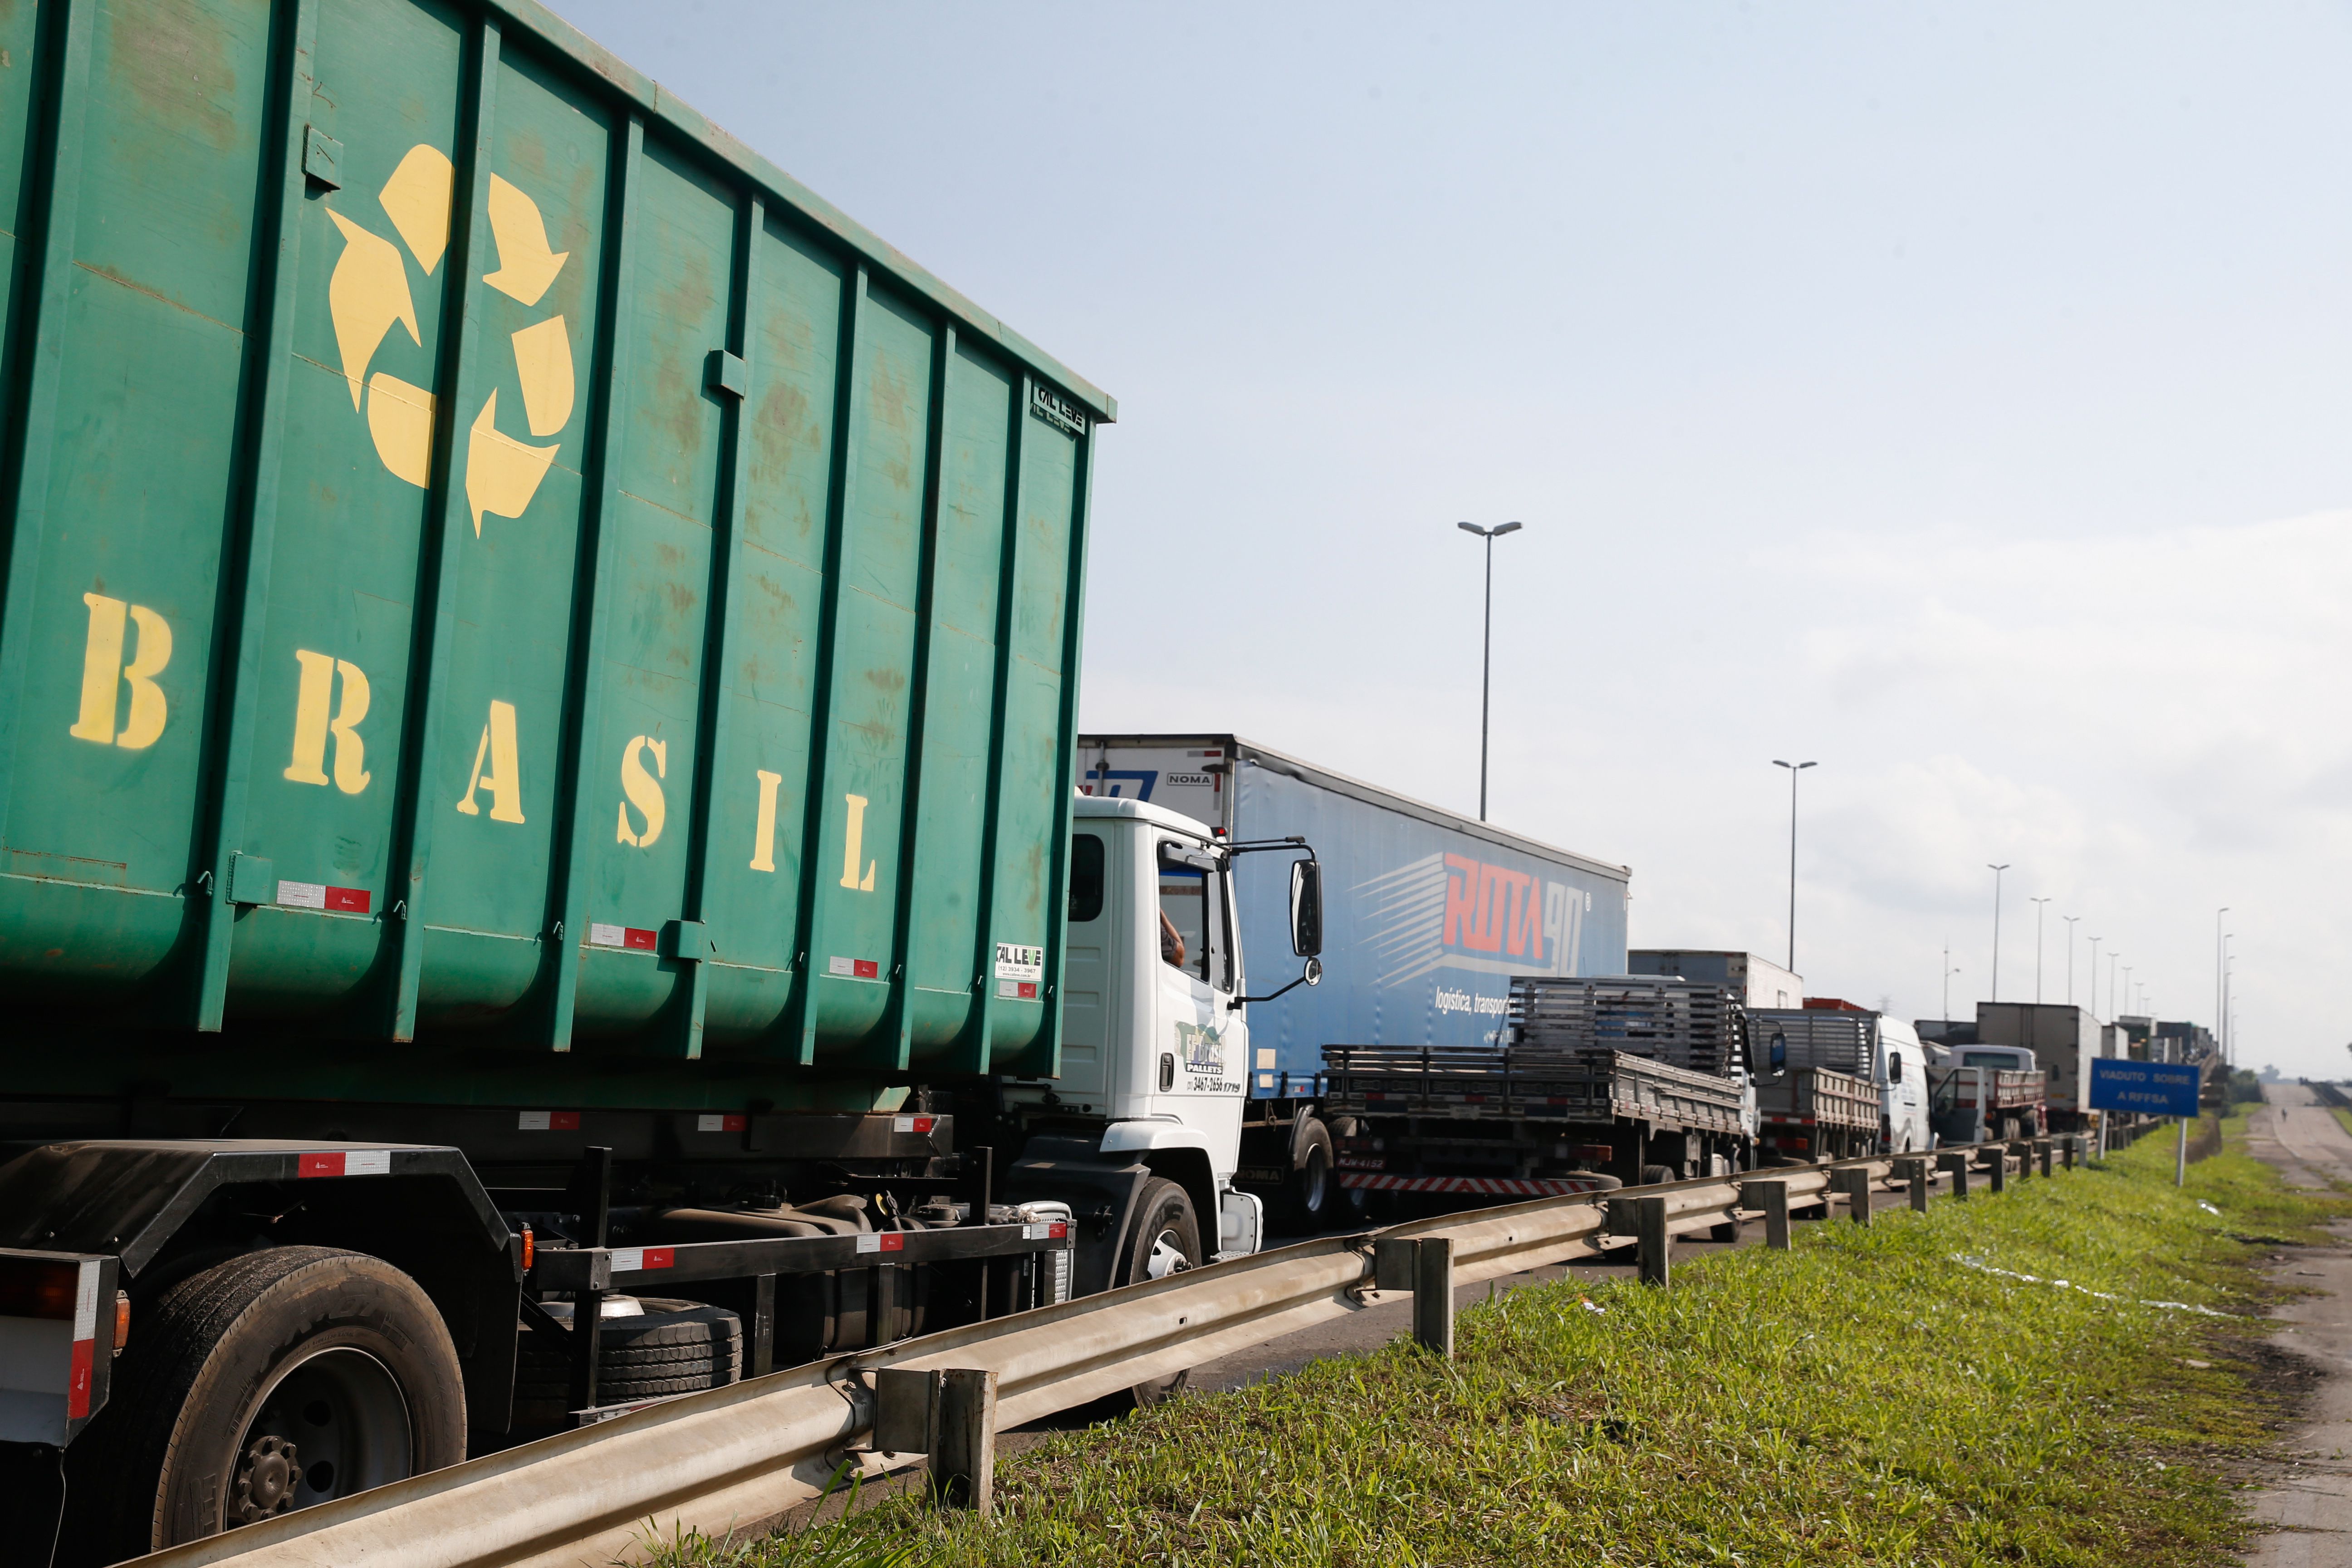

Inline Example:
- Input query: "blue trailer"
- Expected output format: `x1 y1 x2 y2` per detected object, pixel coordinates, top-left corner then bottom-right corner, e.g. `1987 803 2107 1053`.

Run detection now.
1077 735 1631 1226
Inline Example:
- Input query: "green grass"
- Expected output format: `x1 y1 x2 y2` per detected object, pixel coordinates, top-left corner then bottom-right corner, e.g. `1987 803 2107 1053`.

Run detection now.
657 1123 2345 1568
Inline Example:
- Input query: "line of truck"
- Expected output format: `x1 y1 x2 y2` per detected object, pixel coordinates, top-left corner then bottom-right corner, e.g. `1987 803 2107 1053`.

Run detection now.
0 3 2190 1563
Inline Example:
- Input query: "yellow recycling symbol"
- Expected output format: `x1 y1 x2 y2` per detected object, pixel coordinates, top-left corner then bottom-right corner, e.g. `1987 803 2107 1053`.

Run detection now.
325 144 576 534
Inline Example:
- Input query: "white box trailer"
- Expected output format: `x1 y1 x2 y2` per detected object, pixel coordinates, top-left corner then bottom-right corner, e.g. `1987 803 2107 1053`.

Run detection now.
1630 950 1805 1010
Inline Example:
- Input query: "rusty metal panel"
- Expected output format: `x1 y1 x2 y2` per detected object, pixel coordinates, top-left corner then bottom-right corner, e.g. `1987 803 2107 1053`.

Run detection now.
0 0 1106 1107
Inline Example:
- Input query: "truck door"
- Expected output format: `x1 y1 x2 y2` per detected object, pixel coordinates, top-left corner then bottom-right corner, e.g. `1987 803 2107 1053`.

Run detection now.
1150 840 1246 1169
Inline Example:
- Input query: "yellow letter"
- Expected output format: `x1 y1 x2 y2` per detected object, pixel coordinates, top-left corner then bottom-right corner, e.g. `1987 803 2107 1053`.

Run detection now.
839 792 876 892
617 735 667 848
70 593 127 744
749 769 783 872
456 700 525 823
284 649 336 784
115 605 171 750
329 659 371 794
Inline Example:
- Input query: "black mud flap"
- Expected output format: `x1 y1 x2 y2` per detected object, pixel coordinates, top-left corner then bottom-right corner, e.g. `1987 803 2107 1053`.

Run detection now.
1004 1136 1152 1298
0 1441 64 1568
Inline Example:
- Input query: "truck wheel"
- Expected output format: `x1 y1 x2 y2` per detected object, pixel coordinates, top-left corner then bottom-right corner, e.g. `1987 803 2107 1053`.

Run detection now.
510 1298 744 1426
62 1247 464 1562
1285 1118 1337 1228
1121 1179 1202 1408
1639 1164 1677 1187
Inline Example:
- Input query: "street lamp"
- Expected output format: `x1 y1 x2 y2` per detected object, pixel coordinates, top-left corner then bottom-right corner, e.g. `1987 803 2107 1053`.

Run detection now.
1986 864 2010 1002
2088 935 2102 1018
1772 760 1817 974
1942 942 1961 1022
1457 521 1523 822
2109 952 2122 1020
2029 896 2050 1003
2215 909 2230 1061
2062 915 2079 1006
2223 936 2235 1063
2122 965 2134 1018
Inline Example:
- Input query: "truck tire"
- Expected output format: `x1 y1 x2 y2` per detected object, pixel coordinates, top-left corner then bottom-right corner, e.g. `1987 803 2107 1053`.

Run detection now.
1639 1164 1677 1187
61 1247 464 1563
1285 1117 1338 1228
1121 1178 1202 1407
510 1298 742 1425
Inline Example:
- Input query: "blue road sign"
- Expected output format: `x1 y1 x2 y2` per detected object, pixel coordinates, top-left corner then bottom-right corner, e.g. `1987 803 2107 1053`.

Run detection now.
2087 1058 2201 1118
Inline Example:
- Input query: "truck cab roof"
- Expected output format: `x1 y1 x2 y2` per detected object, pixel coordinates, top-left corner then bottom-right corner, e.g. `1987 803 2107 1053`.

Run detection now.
1073 790 1218 840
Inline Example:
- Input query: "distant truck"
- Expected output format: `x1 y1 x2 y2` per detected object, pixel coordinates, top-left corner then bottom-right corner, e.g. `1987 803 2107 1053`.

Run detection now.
1976 1004 2103 1132
1077 735 1630 1224
1748 1001 1935 1154
1631 950 1805 1010
1929 1045 2049 1143
1322 975 1756 1200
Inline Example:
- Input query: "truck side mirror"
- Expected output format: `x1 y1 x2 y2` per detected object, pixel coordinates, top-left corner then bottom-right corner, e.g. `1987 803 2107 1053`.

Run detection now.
1289 859 1323 958
1769 1032 1788 1078
1889 1054 1903 1083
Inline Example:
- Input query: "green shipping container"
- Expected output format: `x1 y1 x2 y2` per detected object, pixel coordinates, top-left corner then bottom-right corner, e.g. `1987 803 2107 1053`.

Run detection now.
0 0 1109 1107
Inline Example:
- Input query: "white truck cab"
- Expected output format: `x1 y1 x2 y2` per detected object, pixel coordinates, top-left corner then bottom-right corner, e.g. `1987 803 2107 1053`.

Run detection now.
1953 1044 2038 1075
999 794 1322 1279
1877 1016 1934 1152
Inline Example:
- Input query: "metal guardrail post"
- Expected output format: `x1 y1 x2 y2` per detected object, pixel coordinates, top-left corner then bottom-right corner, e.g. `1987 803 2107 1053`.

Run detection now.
1902 1158 1931 1213
934 1368 997 1513
1987 1150 2007 1193
1636 1195 1670 1285
873 1364 996 1511
1937 1150 1970 1199
1414 1236 1455 1357
2035 1138 2053 1178
1837 1166 1872 1226
873 1365 938 1456
1740 1177 1791 1250
2012 1139 2033 1181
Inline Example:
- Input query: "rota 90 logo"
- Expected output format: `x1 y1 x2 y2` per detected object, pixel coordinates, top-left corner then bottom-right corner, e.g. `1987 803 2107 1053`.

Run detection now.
325 144 575 532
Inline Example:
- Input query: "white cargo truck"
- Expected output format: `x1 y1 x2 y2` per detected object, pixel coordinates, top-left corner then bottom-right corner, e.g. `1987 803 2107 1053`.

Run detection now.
1975 1003 2103 1133
1747 1002 1934 1154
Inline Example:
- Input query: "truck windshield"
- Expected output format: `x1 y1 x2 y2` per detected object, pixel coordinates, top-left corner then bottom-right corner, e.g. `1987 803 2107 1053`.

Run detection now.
1960 1051 2022 1068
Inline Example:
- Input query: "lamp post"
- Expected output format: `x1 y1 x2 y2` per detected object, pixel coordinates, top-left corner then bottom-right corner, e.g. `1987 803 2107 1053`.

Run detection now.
2223 936 2234 1063
2087 935 2102 1018
2109 952 2121 1020
2216 911 2230 1063
1986 864 2010 1002
1457 521 1522 822
2062 915 2079 1006
1772 760 1817 974
2029 896 2050 1003
1942 943 1960 1022
2123 965 2134 1019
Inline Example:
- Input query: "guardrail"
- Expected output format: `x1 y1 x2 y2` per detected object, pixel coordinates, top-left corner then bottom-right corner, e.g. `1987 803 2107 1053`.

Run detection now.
132 1136 2082 1568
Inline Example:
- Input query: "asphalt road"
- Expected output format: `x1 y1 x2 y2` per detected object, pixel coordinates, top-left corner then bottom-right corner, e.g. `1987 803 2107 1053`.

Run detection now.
2246 1083 2352 1568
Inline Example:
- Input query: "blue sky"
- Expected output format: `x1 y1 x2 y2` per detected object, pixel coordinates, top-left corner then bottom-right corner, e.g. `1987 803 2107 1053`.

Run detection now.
550 0 2352 1072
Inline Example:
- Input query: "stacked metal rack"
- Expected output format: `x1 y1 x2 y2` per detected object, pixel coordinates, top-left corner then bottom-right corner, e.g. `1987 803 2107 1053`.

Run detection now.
1505 975 1751 1078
